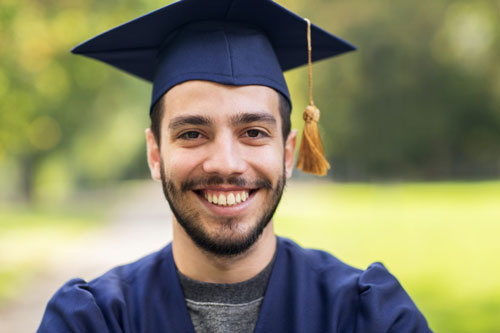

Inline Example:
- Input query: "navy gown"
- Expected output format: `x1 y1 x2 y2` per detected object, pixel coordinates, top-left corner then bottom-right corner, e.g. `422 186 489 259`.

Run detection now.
38 237 431 332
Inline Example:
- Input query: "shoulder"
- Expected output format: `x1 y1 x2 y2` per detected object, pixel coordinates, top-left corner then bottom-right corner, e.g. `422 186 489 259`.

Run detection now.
88 244 170 298
276 237 432 332
355 262 432 332
38 245 172 333
278 237 363 285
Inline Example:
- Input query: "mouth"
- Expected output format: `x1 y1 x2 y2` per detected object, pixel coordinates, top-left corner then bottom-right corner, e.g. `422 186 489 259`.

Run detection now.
193 188 258 207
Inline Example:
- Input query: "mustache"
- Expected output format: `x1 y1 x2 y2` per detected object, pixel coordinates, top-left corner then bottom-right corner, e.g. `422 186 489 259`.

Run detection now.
181 175 272 192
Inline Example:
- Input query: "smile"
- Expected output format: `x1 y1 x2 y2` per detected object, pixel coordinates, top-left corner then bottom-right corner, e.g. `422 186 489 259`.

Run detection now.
193 188 257 207
204 190 249 206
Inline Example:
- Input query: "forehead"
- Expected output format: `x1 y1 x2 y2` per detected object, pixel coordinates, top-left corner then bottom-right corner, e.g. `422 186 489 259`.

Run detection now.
162 80 281 121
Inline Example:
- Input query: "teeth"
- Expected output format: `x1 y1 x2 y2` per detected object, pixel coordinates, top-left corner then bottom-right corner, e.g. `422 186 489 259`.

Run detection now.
227 193 235 205
203 191 250 206
218 194 227 206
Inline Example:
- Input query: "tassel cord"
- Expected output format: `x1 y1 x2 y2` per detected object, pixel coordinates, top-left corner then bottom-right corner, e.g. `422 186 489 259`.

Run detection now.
296 18 330 176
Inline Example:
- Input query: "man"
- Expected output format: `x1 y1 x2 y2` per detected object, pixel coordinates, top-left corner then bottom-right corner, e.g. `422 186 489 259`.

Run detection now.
39 0 432 332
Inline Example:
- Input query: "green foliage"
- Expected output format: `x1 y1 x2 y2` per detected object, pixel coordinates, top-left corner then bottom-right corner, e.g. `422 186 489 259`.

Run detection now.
289 0 500 180
275 181 500 332
0 0 174 201
1 0 499 202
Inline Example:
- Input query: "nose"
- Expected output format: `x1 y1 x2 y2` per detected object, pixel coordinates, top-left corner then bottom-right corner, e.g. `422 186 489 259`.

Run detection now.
202 132 247 176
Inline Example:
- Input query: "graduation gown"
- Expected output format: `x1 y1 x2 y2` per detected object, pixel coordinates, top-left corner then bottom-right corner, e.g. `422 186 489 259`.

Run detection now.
38 237 431 332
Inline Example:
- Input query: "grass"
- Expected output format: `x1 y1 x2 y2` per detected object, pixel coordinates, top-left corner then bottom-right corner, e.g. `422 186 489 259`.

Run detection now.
274 181 500 332
0 207 101 304
1 181 499 331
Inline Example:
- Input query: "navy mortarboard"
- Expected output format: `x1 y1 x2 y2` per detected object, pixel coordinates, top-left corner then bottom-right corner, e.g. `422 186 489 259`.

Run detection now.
71 0 355 175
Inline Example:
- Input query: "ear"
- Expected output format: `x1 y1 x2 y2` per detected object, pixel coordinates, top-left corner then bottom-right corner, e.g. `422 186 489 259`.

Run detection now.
145 128 161 181
284 129 297 179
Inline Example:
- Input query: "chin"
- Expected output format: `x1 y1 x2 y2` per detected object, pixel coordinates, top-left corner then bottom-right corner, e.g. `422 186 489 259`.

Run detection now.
182 215 270 257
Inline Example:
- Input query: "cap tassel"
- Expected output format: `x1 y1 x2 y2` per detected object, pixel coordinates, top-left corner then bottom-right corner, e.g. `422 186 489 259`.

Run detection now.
296 18 330 176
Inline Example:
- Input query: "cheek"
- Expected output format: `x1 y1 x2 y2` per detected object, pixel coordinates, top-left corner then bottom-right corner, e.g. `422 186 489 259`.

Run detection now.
161 148 204 180
245 145 284 180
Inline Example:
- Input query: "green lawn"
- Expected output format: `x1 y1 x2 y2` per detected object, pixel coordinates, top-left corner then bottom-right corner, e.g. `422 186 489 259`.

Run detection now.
275 181 500 332
1 181 499 331
0 208 100 303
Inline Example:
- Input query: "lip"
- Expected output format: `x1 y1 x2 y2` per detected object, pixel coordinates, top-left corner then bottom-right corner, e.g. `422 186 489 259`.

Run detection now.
193 189 258 217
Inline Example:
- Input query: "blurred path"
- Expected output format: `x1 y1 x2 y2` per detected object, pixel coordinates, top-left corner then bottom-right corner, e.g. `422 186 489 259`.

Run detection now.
0 181 172 332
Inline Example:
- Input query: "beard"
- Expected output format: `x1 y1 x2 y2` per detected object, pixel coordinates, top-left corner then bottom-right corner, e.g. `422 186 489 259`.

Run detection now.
160 162 286 257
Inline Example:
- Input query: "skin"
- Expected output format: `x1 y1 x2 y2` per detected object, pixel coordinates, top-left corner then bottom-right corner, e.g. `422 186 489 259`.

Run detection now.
146 80 297 283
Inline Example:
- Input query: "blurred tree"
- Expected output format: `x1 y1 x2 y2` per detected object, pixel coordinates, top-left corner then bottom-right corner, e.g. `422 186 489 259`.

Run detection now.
0 0 171 202
294 0 500 180
1 0 499 203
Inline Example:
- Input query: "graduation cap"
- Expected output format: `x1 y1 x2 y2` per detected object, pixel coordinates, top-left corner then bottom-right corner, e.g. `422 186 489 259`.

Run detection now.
72 0 356 176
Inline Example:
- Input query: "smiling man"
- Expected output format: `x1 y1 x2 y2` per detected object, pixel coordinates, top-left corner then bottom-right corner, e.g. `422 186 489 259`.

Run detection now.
38 0 431 332
151 81 290 266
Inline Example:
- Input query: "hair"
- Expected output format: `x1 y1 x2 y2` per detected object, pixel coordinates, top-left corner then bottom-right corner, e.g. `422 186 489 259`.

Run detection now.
150 91 291 145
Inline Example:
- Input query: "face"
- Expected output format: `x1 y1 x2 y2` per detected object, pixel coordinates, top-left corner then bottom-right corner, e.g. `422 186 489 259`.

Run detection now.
146 80 296 256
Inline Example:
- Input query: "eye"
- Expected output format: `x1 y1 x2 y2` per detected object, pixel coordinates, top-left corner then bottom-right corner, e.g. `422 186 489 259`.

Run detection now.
247 129 260 138
179 131 202 140
244 129 268 138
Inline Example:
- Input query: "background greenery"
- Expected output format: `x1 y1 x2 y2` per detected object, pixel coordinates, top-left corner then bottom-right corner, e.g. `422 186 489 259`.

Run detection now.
276 181 500 332
0 0 499 331
1 0 499 202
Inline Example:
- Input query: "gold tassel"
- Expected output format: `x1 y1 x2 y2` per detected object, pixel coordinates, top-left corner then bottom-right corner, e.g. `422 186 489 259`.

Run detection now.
296 18 330 176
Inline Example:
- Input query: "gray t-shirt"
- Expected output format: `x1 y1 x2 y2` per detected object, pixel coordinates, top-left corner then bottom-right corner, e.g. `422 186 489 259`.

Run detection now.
177 258 274 333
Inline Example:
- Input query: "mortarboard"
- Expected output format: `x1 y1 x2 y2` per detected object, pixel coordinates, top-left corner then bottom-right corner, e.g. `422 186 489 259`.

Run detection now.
72 0 356 175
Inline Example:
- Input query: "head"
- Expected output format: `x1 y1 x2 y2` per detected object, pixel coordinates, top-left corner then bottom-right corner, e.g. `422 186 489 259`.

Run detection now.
146 80 296 257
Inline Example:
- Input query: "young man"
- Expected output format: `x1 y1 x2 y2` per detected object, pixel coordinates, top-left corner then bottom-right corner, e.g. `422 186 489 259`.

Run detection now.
39 0 431 332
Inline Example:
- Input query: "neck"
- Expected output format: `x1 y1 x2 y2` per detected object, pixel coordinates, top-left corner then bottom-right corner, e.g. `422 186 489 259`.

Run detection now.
172 219 277 284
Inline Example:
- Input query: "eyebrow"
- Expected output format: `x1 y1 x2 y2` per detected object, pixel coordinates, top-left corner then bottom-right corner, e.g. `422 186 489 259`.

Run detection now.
168 115 213 130
230 111 277 127
168 111 277 131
